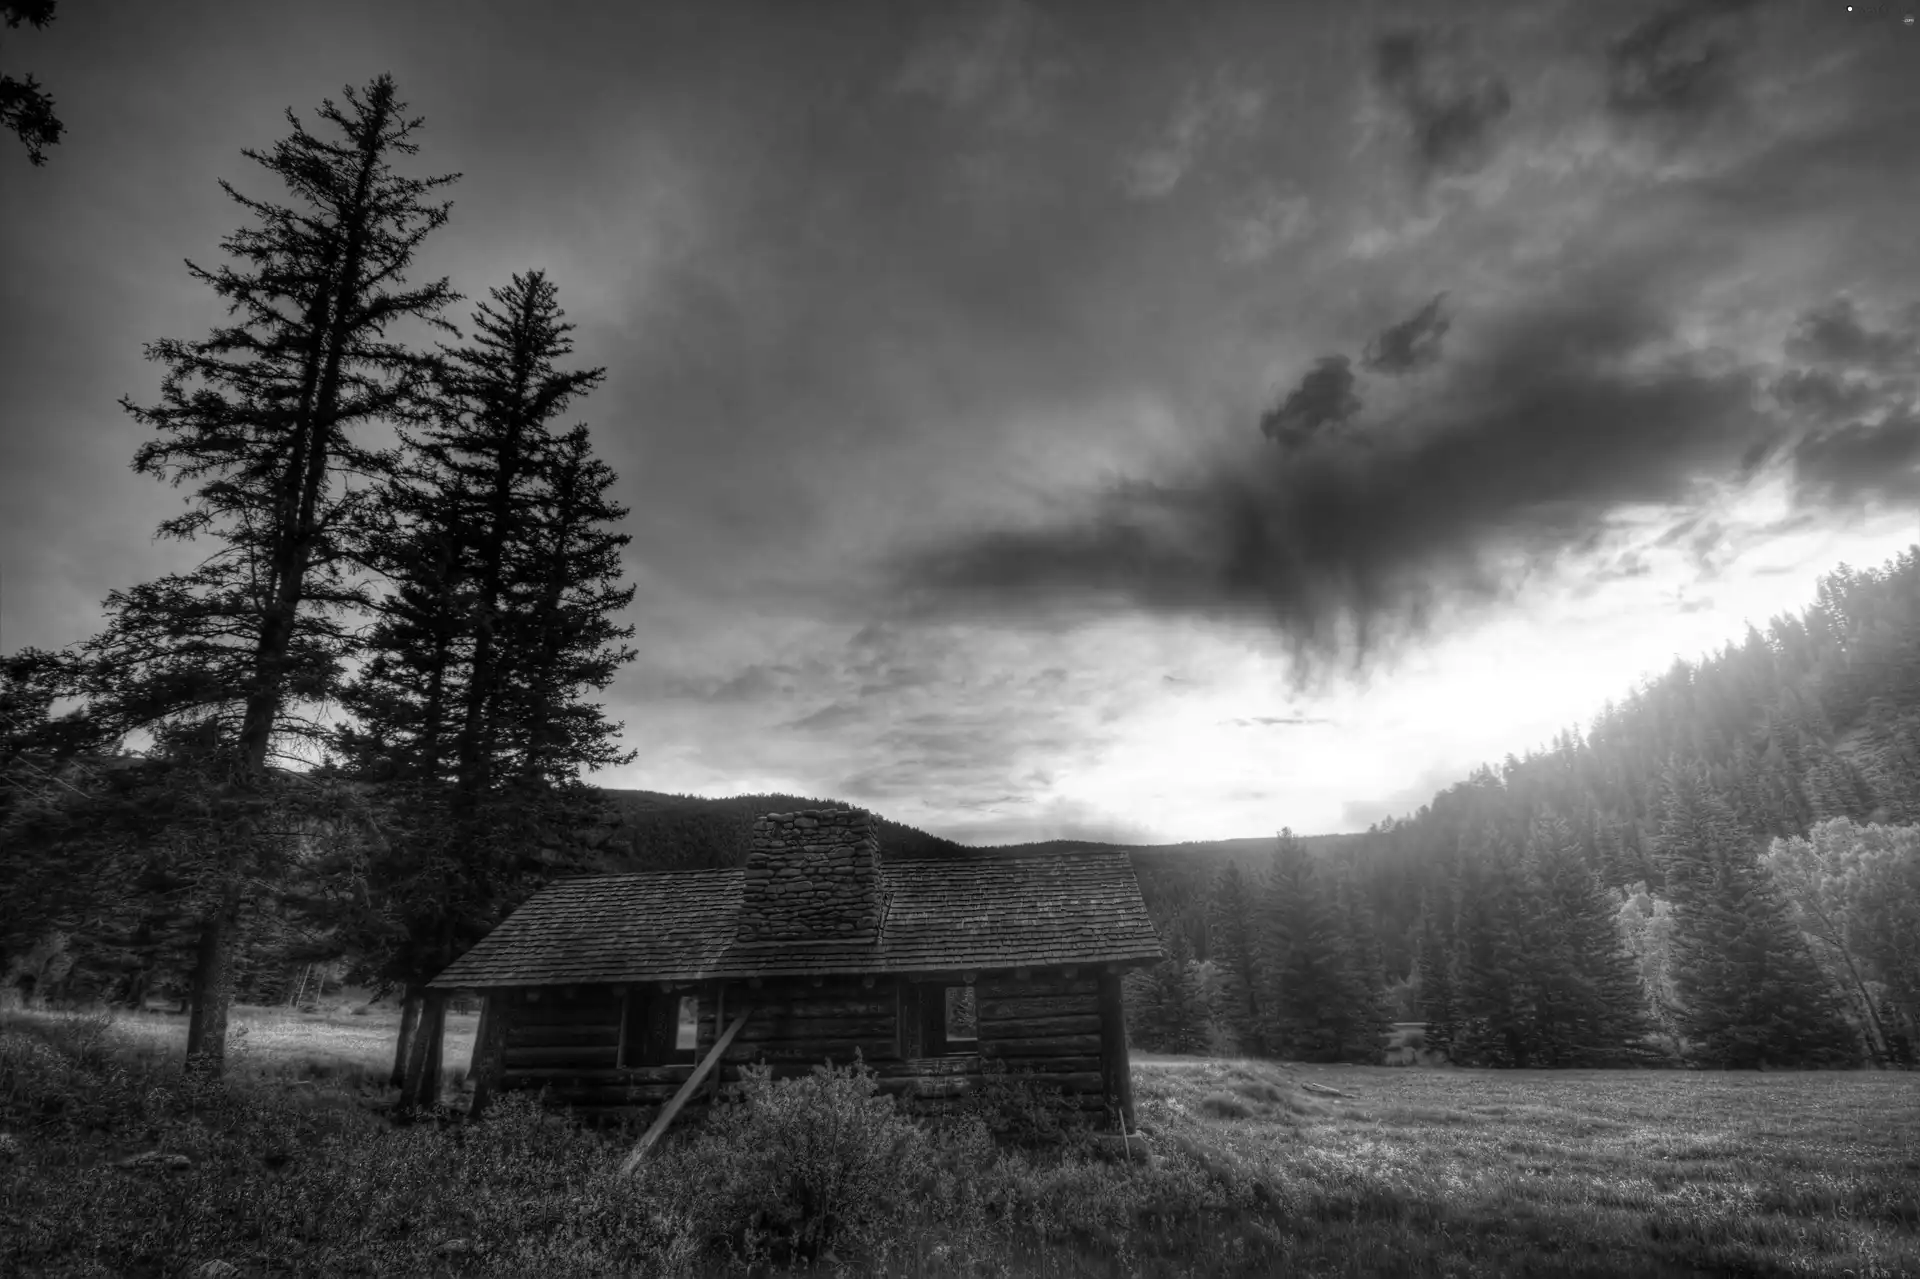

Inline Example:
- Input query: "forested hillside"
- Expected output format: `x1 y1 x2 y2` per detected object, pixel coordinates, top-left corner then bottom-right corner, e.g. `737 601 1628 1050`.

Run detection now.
1128 547 1920 1069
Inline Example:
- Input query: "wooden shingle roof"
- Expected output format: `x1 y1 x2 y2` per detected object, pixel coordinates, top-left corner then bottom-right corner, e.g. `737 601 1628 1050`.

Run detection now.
428 851 1164 989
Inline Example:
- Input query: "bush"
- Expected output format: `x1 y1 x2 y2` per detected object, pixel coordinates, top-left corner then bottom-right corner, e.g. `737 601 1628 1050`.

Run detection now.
666 1055 933 1267
962 1059 1097 1149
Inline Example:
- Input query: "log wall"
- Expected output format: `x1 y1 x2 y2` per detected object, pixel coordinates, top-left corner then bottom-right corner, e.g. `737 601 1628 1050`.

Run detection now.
974 973 1109 1111
490 970 1133 1126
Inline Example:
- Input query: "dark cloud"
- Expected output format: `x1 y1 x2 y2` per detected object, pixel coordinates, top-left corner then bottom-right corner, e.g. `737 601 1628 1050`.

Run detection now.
1372 28 1513 180
1257 355 1361 448
1604 0 1767 119
889 272 1782 674
1791 416 1920 504
1783 296 1920 374
1362 293 1452 375
1261 296 1457 450
1772 295 1920 503
1769 368 1882 424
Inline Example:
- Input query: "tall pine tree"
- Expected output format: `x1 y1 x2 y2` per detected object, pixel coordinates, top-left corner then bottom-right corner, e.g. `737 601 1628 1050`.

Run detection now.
332 271 635 1098
1258 829 1378 1062
1205 860 1265 1054
1656 763 1859 1068
1525 814 1650 1065
57 75 458 1074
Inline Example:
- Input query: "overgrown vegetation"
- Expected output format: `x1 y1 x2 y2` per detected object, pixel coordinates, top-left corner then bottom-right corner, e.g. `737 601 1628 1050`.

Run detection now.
4 1007 1917 1277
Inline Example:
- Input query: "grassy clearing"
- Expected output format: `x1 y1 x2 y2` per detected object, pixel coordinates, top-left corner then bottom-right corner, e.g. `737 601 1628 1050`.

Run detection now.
1 1009 1916 1277
24 1001 480 1094
1131 1057 1920 1278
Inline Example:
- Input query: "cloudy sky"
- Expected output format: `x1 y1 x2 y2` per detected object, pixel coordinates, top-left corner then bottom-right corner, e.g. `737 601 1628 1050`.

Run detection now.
4 0 1918 845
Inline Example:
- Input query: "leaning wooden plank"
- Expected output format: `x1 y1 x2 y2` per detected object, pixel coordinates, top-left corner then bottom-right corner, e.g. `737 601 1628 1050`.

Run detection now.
619 1006 754 1175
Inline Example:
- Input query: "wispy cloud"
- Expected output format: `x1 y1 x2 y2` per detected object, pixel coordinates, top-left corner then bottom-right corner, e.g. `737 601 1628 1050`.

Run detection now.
1121 70 1265 199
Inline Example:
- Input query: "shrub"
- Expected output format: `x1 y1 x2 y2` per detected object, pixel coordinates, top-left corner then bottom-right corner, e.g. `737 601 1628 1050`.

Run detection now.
668 1055 932 1268
963 1059 1096 1148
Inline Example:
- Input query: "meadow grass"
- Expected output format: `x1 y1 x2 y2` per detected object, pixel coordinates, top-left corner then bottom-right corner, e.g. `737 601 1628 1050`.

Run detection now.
24 1000 480 1093
2 1007 1916 1277
1128 1058 1920 1278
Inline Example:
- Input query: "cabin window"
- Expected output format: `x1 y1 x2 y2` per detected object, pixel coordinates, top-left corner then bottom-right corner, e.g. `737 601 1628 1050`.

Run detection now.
621 990 699 1066
901 981 978 1057
944 985 977 1048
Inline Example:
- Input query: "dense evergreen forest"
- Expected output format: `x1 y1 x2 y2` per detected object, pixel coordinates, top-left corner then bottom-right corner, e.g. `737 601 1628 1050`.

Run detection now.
1126 547 1920 1069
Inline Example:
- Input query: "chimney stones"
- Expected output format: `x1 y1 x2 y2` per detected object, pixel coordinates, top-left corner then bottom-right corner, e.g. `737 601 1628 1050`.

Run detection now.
738 808 886 946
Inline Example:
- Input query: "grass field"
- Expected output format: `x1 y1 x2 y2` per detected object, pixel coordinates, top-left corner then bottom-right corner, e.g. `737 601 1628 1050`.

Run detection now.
2 1006 1917 1276
1129 1057 1920 1277
51 1000 481 1093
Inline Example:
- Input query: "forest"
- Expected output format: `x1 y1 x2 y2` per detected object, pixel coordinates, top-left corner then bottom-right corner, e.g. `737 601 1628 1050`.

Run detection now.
3 67 1918 1084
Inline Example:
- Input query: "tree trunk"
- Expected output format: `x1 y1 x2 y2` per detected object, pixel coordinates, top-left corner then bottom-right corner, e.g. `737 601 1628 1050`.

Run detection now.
184 879 243 1078
390 983 424 1087
400 989 447 1111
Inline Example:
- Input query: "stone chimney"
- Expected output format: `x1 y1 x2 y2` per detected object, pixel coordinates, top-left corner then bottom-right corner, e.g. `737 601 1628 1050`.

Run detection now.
737 808 886 946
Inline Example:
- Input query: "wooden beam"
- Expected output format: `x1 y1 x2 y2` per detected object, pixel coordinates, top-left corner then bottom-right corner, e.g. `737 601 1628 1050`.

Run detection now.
615 990 630 1068
706 982 727 1105
467 992 512 1118
1096 972 1136 1134
620 1006 755 1175
400 989 447 1111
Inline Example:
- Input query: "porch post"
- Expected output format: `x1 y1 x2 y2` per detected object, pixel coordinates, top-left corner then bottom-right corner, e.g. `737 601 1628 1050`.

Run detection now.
1097 970 1136 1133
468 990 512 1118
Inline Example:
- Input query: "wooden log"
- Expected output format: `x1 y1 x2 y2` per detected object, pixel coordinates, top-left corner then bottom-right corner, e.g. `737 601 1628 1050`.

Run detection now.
981 1070 1105 1094
621 1006 755 1174
731 1016 897 1041
978 1034 1104 1057
769 997 900 1019
973 1055 1102 1075
977 976 1098 1000
722 1040 896 1064
506 1024 620 1047
978 995 1101 1021
468 992 512 1117
976 1015 1102 1039
510 1006 624 1029
535 1082 685 1106
465 996 491 1085
707 982 728 1104
503 1045 620 1068
400 988 448 1110
1097 971 1135 1133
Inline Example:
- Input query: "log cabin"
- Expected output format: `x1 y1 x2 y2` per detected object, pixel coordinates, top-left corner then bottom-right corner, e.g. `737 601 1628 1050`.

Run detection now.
424 807 1163 1132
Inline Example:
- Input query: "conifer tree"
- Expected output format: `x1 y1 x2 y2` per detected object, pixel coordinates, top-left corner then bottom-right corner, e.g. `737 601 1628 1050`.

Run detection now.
1450 837 1542 1067
2 1 62 166
1526 814 1650 1065
1656 764 1860 1067
1413 895 1459 1058
1125 925 1210 1054
1205 860 1265 1054
58 75 458 1074
1329 864 1393 1060
1258 829 1377 1061
331 271 634 1096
